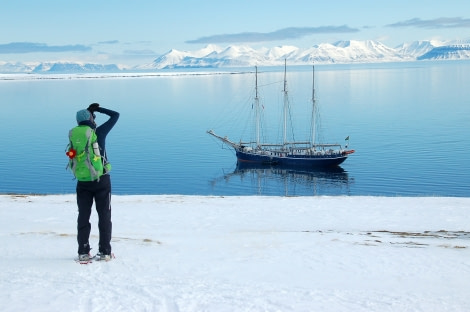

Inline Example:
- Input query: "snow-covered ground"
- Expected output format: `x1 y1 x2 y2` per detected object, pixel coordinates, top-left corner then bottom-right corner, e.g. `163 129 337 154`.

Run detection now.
1 195 469 312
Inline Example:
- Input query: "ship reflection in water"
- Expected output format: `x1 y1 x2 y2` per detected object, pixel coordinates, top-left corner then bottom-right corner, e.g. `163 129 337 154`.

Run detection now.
211 162 354 196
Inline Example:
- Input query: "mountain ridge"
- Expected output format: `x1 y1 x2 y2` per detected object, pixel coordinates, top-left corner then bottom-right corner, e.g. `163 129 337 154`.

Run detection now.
1 39 469 74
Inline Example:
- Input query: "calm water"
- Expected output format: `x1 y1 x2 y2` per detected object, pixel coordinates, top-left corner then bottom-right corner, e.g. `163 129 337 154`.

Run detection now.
0 61 469 196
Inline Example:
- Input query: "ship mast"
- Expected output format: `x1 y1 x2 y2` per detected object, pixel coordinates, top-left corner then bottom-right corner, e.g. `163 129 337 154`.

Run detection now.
255 66 260 147
283 59 288 146
311 63 316 147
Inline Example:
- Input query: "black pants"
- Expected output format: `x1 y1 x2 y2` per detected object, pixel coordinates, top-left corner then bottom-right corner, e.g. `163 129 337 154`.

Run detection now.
76 174 112 255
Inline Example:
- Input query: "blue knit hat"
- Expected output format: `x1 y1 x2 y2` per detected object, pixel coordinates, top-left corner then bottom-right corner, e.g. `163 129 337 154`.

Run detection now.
76 109 91 123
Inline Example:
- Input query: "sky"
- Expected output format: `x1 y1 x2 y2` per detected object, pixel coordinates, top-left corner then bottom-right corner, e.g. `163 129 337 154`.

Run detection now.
1 0 470 67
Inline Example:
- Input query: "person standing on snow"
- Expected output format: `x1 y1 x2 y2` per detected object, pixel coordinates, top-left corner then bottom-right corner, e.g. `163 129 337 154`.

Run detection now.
73 103 119 261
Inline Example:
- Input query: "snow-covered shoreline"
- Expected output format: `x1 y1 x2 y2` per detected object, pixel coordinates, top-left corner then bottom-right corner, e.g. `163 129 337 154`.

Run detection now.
1 194 469 311
0 70 249 81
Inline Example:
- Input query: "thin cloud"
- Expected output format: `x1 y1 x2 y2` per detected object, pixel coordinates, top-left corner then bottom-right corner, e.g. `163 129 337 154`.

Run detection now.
98 40 119 45
186 25 359 44
123 49 156 55
0 42 91 54
387 17 470 29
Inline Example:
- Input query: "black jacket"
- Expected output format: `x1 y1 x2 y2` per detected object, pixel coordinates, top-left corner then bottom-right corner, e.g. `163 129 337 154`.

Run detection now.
78 107 120 161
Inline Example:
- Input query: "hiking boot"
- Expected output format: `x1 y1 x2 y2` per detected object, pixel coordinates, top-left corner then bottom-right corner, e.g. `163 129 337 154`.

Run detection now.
78 254 90 261
96 252 112 261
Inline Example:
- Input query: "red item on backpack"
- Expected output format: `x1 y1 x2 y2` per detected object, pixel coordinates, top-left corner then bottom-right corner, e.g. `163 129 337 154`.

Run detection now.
66 148 77 159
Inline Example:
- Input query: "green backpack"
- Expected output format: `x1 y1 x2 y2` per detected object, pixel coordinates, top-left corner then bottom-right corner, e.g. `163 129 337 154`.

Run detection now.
66 126 104 182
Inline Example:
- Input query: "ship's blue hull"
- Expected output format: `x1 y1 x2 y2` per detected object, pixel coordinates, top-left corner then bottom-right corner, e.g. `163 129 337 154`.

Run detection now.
236 150 348 167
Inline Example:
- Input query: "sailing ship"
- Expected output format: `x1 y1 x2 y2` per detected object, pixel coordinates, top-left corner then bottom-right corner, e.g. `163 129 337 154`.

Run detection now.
207 61 355 168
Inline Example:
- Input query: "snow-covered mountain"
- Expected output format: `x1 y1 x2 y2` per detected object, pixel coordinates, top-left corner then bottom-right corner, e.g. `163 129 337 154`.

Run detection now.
138 44 226 70
31 62 121 73
140 39 469 70
417 44 470 60
294 40 406 64
139 40 407 69
395 40 441 58
0 61 38 73
1 39 469 74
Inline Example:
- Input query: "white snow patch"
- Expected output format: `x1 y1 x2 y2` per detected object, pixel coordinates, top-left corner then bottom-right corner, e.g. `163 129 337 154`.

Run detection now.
1 195 469 311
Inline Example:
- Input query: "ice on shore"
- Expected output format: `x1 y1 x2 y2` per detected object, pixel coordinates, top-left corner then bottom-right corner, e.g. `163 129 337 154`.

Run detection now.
1 194 469 311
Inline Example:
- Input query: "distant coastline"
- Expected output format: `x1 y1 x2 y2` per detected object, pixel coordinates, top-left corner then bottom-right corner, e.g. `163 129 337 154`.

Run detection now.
2 39 470 75
1 59 469 81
